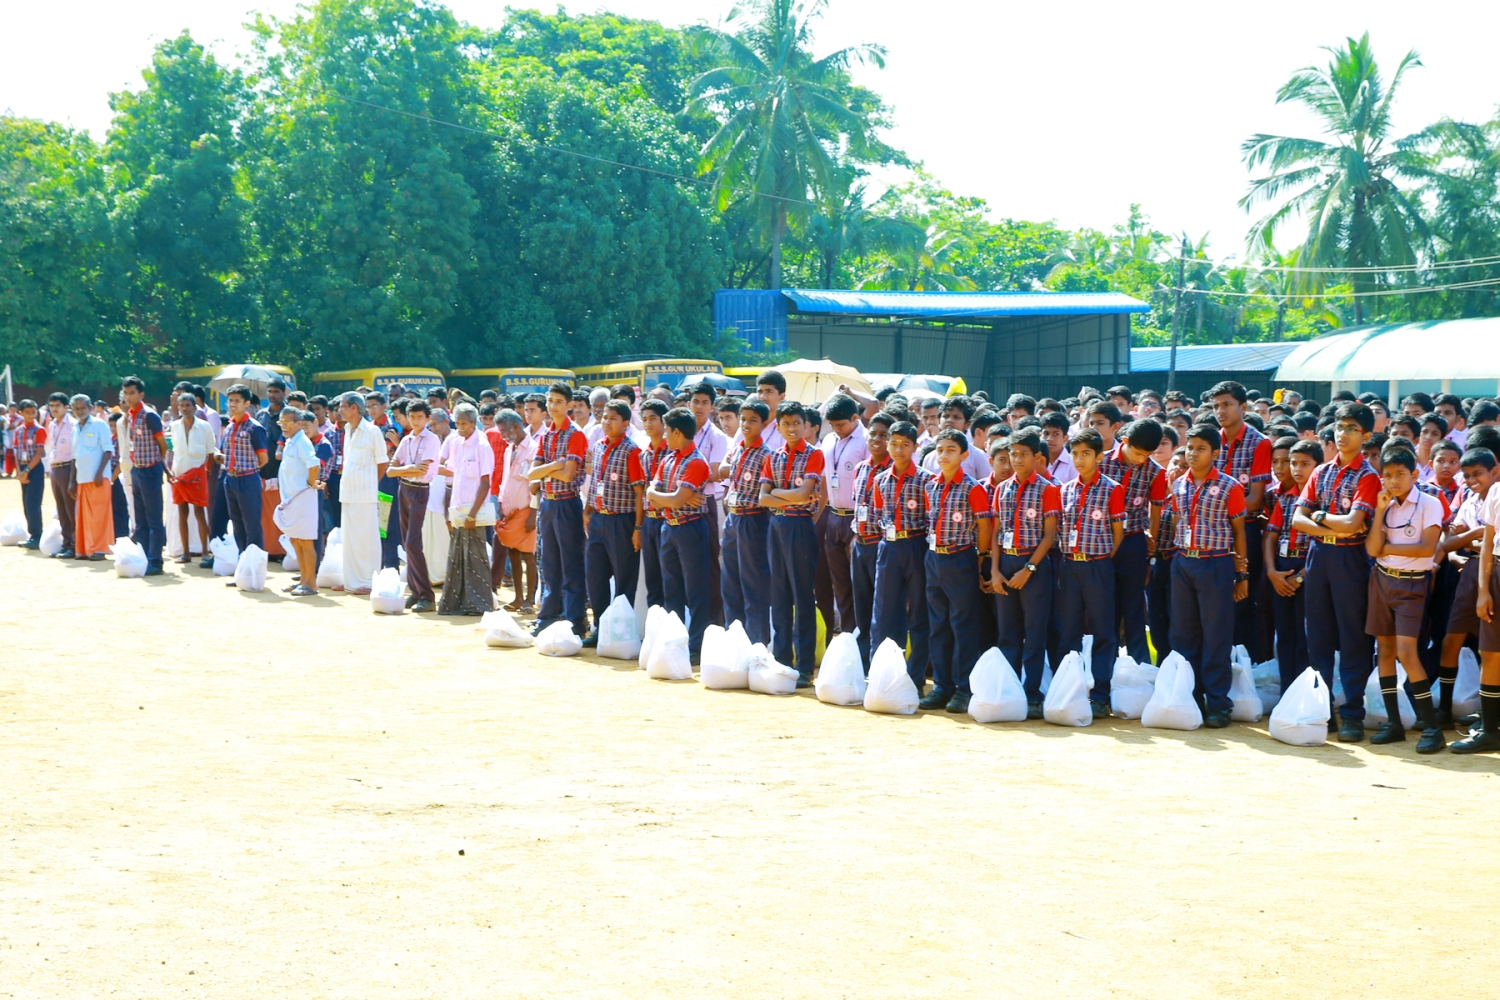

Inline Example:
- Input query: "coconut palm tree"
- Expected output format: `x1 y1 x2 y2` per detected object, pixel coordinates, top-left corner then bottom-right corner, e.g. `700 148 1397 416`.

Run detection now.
1239 33 1430 322
687 0 885 288
857 222 976 292
801 176 912 288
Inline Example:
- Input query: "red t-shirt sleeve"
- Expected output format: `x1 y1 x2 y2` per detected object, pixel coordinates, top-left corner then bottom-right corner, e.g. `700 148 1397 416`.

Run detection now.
1267 498 1286 531
566 432 588 461
626 449 645 485
872 476 885 510
1148 468 1167 503
803 449 826 477
1352 470 1381 513
967 484 990 516
1251 438 1273 478
34 426 47 444
1297 466 1323 508
759 455 774 484
1041 483 1063 516
1108 484 1127 519
680 457 710 489
1225 481 1247 517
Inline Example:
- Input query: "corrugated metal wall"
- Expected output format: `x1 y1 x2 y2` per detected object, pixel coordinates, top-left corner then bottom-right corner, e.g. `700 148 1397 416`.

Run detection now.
713 290 788 352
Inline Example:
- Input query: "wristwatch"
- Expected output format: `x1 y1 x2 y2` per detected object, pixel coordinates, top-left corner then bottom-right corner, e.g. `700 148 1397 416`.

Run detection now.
1024 562 1038 573
1235 572 1250 583
1312 509 1327 525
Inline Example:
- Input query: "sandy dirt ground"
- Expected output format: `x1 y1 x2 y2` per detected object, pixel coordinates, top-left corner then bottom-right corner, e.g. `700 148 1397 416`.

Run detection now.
1 476 1498 999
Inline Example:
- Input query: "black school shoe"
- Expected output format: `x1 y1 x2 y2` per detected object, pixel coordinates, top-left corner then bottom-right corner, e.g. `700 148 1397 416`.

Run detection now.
55 548 74 559
1204 708 1232 729
579 630 599 648
945 691 971 714
1370 721 1405 745
795 671 811 688
528 617 556 636
1337 718 1365 743
1090 699 1109 720
1434 707 1457 730
1415 728 1447 754
1026 697 1044 721
1450 726 1500 754
918 688 951 710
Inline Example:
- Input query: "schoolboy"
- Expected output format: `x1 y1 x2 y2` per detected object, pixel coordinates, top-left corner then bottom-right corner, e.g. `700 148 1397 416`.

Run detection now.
1415 413 1448 481
12 401 46 548
1418 438 1466 676
637 399 671 610
387 400 441 612
1363 444 1447 751
920 396 991 481
758 401 825 682
1055 427 1126 716
1099 418 1168 665
580 400 647 647
1433 447 1500 727
1149 446 1190 662
1168 425 1249 729
527 381 590 637
869 420 932 692
1291 401 1381 742
1210 380 1274 661
1434 393 1468 448
648 407 714 661
1039 411 1076 484
818 393 868 640
849 412 893 666
990 429 1060 715
121 376 170 574
719 399 773 644
749 371 788 452
220 383 269 556
919 429 993 712
1264 438 1319 692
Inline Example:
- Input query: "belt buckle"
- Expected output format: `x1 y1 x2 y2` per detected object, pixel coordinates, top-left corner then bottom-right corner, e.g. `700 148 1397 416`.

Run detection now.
1004 548 1021 557
1070 553 1087 562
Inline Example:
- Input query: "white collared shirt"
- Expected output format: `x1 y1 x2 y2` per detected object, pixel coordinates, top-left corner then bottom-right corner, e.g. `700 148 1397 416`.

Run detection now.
1048 449 1078 484
693 420 731 497
1379 488 1445 571
819 424 870 509
340 418 388 503
168 417 215 475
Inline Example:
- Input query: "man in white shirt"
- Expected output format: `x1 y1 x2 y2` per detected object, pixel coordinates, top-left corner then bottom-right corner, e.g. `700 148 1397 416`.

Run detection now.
423 409 452 585
818 393 869 636
338 392 390 594
689 380 731 625
168 394 217 562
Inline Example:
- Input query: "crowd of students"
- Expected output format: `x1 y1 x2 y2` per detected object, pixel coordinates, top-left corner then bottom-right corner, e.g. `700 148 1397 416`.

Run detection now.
10 372 1500 755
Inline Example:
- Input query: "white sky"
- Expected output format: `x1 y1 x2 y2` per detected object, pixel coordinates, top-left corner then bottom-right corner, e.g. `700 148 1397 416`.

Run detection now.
3 0 1497 260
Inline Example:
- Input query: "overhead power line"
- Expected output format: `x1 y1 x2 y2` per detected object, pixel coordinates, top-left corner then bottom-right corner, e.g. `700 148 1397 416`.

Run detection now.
1169 275 1500 299
1168 253 1500 274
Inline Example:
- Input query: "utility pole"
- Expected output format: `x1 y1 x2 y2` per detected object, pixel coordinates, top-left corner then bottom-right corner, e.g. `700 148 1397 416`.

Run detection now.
1167 238 1187 393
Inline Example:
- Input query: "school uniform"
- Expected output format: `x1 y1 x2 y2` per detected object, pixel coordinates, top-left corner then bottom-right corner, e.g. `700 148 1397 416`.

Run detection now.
1215 422 1274 660
1168 470 1246 714
533 420 589 627
125 405 167 568
761 439 826 676
1366 487 1445 637
584 434 646 626
1047 449 1078 485
323 422 344 529
45 415 75 553
850 455 890 667
221 415 268 554
1441 487 1486 649
992 470 1062 698
1265 484 1311 693
870 462 933 691
1297 456 1381 721
918 471 991 699
1057 471 1127 701
13 421 46 543
1148 503 1176 662
391 427 442 603
720 436 772 644
1100 444 1168 664
1413 479 1458 675
639 442 670 610
819 426 870 636
656 444 714 655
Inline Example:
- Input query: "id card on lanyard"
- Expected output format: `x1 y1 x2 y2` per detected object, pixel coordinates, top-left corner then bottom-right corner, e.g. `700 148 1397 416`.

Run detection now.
1069 477 1098 552
1184 475 1213 550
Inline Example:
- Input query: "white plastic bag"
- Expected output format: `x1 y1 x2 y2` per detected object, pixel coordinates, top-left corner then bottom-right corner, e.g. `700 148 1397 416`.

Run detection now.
1268 667 1331 746
38 520 63 556
280 535 298 572
0 511 26 545
1229 647 1263 722
1253 659 1281 714
748 644 798 695
112 537 148 578
646 611 692 678
316 542 344 589
1363 664 1417 730
815 632 866 705
701 622 752 689
639 605 669 671
597 594 642 660
482 608 533 647
1110 654 1159 720
234 544 269 592
327 527 342 547
209 533 239 577
864 638 919 715
537 620 584 657
1456 648 1482 716
1141 652 1203 730
968 647 1028 723
1043 651 1093 727
369 566 405 614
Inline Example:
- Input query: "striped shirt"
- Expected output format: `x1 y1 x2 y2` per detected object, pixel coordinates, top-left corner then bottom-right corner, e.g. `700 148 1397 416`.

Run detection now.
1296 457 1381 545
654 445 710 526
12 422 45 465
1099 444 1168 534
222 416 267 477
1058 472 1127 558
759 439 826 517
852 455 891 542
535 420 588 501
1265 483 1311 559
641 442 670 520
1169 470 1246 554
127 406 163 468
923 472 992 550
871 462 932 536
586 434 646 515
1215 422 1273 491
725 437 772 515
1415 478 1455 527
991 471 1062 554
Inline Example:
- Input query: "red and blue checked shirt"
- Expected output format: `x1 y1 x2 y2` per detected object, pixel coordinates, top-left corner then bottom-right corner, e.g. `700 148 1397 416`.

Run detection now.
1156 504 1178 558
759 439 826 517
641 442 670 520
923 472 992 550
1169 470 1246 554
654 445 711 526
991 471 1062 554
1215 422 1274 493
586 434 645 514
726 437 771 515
1099 444 1168 534
1265 483 1311 559
223 415 267 477
325 424 344 473
127 406 163 468
1297 457 1381 545
535 420 588 500
853 455 891 542
12 422 45 465
1058 472 1127 558
871 462 933 536
1414 479 1454 527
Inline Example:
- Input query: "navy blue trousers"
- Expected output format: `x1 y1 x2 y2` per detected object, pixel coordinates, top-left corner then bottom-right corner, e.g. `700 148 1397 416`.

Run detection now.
851 539 879 668
1148 554 1173 663
769 515 818 673
641 516 665 609
325 472 342 528
926 548 984 696
130 463 166 566
1234 520 1268 660
1303 541 1373 720
1169 554 1236 714
112 476 130 540
380 475 401 569
224 472 264 554
1271 554 1309 693
585 511 639 624
872 536 930 690
1112 531 1152 664
1057 557 1116 702
209 467 230 541
721 511 771 645
662 516 712 654
996 551 1054 698
20 466 45 541
537 496 587 624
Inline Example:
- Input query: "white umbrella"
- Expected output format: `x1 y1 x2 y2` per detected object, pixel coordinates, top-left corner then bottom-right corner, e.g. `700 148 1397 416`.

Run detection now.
771 358 872 407
206 364 284 397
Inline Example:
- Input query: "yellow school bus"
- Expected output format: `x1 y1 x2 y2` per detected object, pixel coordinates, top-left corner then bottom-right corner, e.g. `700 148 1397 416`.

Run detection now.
309 368 447 399
446 368 574 397
573 359 723 392
175 364 297 414
723 366 765 392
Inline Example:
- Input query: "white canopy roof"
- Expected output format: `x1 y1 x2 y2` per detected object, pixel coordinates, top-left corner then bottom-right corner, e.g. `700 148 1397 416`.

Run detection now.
1275 318 1500 382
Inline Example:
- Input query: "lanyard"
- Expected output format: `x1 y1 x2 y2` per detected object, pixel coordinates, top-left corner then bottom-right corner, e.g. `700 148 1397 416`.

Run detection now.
668 446 697 491
1220 424 1242 475
1324 460 1359 514
780 444 804 488
595 436 625 508
731 442 761 502
1186 473 1215 540
937 474 964 544
1011 476 1031 544
831 433 856 478
889 463 915 531
1072 475 1100 549
1282 493 1299 550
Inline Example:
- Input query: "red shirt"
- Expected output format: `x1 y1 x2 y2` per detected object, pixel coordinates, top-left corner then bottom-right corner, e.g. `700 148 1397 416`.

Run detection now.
485 426 508 496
